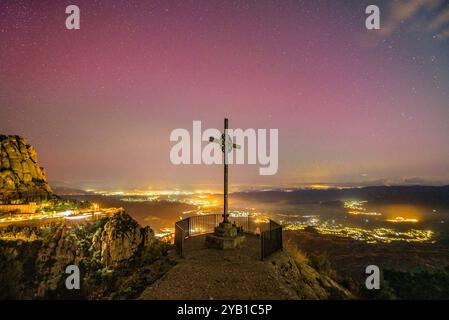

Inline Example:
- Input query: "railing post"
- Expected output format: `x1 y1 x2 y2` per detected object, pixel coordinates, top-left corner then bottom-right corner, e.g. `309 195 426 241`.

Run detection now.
180 229 184 257
279 226 284 251
188 217 190 237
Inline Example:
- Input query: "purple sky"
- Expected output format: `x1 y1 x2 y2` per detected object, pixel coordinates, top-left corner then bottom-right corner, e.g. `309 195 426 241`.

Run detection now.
1 0 449 190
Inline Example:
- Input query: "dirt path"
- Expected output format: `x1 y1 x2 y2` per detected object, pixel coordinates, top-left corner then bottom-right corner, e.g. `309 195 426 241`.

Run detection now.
139 234 296 300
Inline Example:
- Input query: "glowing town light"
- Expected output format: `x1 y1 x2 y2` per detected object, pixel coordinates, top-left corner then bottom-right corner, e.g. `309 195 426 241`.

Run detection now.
386 216 419 223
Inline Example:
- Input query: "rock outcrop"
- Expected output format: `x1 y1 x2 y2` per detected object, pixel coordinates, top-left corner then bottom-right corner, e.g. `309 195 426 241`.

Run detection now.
0 135 52 203
93 212 156 266
0 211 172 299
268 251 353 299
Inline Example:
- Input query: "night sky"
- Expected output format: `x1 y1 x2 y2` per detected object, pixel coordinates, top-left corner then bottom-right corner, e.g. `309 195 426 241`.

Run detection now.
1 0 449 190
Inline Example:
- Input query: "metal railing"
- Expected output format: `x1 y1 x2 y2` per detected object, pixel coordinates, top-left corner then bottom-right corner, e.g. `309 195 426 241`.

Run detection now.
174 214 282 260
175 214 221 257
261 220 283 261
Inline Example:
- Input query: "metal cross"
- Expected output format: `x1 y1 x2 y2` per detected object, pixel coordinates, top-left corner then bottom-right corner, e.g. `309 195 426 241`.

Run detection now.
209 118 240 223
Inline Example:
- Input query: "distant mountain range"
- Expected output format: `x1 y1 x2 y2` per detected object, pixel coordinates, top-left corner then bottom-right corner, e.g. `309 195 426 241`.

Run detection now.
49 184 95 196
234 185 449 206
49 181 449 207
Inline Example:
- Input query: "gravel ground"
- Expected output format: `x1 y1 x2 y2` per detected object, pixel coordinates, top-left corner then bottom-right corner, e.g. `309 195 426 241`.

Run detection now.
139 234 296 300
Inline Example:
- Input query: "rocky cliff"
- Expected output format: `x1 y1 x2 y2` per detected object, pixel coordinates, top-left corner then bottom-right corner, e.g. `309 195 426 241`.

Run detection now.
0 211 173 299
269 248 353 299
0 135 52 203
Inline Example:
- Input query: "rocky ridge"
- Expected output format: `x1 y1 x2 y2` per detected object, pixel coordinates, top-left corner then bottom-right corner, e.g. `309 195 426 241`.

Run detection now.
0 211 172 299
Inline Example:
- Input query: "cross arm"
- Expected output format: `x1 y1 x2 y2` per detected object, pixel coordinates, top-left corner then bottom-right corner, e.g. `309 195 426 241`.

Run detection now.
209 137 241 149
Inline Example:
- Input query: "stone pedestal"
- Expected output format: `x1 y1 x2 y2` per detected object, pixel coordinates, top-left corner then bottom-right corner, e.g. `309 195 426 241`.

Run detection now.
205 222 245 250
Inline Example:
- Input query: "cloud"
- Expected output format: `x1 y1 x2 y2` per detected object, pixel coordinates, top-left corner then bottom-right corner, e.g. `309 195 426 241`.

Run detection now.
380 0 446 36
428 7 449 31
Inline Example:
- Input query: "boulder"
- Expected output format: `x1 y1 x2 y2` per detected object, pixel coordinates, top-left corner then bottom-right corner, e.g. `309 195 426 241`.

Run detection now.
99 211 155 266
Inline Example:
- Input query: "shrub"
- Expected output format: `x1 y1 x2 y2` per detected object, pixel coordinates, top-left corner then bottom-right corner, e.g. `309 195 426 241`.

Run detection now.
308 252 336 278
284 240 309 268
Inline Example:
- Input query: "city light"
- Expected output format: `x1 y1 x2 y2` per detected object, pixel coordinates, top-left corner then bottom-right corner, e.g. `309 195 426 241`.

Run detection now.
343 200 382 216
285 223 432 243
386 216 419 223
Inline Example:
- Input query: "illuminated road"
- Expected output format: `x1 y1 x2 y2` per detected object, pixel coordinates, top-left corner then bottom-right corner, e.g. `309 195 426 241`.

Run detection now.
0 207 123 228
